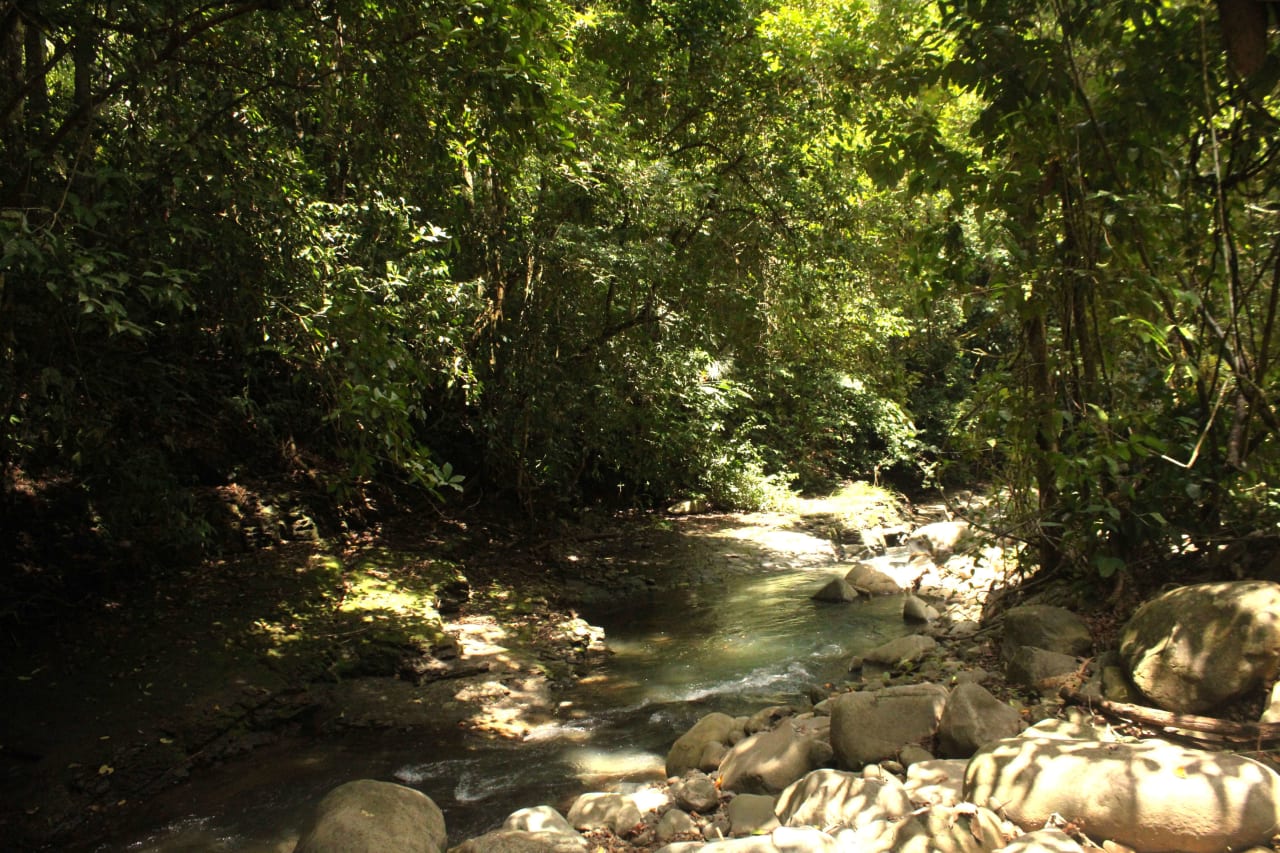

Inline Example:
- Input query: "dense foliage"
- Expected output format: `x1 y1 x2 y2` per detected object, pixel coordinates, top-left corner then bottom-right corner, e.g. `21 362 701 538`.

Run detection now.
4 0 1280 598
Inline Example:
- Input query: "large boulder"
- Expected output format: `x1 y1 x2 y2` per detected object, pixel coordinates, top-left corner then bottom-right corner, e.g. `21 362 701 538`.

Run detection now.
1001 605 1093 660
1003 646 1080 693
667 712 742 777
293 779 446 853
775 768 914 831
859 634 937 674
936 682 1022 758
964 735 1280 852
717 720 830 795
829 683 948 767
1118 580 1280 713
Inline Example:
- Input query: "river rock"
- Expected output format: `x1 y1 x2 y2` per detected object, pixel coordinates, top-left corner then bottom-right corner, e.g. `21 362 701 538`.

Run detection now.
903 595 939 623
727 793 780 836
504 805 577 835
898 743 935 767
746 705 794 734
860 634 937 673
671 770 720 813
829 682 948 767
812 576 860 602
776 768 914 830
904 758 966 807
449 829 589 852
832 816 928 853
964 735 1280 852
717 719 830 795
1001 605 1093 660
293 779 447 853
995 830 1087 853
1118 580 1280 713
656 808 698 842
936 682 1022 757
668 712 742 777
918 804 1009 852
566 792 642 834
908 521 971 560
655 826 840 852
845 562 902 595
1003 645 1079 692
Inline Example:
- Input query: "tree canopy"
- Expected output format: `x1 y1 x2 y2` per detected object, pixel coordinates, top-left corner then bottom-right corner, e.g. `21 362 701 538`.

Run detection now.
4 0 1280 599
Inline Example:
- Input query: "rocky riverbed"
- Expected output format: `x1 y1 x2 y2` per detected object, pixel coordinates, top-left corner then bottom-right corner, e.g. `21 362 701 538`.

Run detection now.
291 498 1280 852
6 484 1280 852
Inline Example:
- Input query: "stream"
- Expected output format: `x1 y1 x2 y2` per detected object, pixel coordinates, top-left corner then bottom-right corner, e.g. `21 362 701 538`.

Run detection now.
107 543 916 852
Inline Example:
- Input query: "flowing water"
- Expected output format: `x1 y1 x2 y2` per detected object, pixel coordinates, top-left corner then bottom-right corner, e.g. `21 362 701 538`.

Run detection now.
109 545 915 852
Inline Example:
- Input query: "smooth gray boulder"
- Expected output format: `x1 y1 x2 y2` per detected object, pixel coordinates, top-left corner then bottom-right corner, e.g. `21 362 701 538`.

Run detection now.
667 712 742 777
717 719 830 795
860 634 937 672
1001 605 1093 660
903 595 939 623
293 779 446 853
656 809 698 843
775 768 914 831
726 793 780 836
1004 645 1079 692
829 683 948 767
845 563 902 596
812 576 860 602
965 735 1280 852
566 792 642 834
936 682 1023 757
1119 580 1280 713
671 771 720 813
